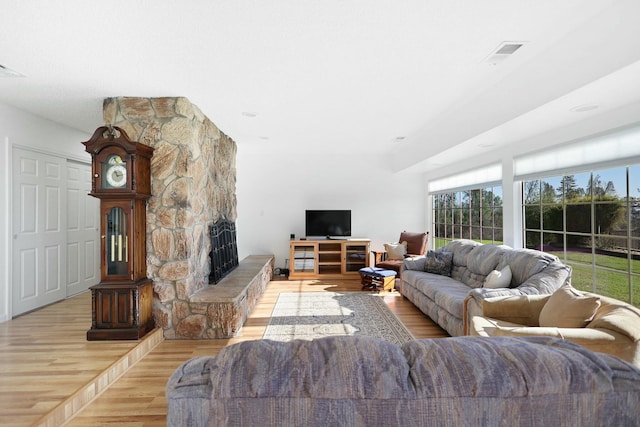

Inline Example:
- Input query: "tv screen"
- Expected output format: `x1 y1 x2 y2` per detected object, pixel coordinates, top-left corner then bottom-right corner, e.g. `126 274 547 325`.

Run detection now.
305 210 351 238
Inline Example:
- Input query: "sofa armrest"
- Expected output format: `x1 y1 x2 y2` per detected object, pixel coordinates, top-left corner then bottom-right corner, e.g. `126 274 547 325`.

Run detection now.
464 288 550 335
482 295 551 326
401 256 426 273
588 303 640 343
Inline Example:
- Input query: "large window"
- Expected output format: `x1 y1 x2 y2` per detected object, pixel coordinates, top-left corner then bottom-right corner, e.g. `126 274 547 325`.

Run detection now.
432 186 503 249
523 166 640 307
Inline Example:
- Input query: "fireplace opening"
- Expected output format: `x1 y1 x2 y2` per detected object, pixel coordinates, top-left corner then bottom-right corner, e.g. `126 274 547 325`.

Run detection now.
209 219 239 284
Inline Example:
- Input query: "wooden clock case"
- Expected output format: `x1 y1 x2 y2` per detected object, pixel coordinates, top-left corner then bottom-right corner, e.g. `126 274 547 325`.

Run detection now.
83 126 155 340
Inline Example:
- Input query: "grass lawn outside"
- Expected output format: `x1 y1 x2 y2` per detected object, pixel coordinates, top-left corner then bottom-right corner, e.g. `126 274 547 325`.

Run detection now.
547 250 639 308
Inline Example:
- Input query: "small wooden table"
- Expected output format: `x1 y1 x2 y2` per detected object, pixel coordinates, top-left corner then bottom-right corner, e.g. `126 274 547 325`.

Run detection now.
359 267 397 292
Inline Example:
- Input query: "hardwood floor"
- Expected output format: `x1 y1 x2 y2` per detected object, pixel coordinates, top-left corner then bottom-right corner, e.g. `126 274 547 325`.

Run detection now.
1 279 447 426
0 291 163 427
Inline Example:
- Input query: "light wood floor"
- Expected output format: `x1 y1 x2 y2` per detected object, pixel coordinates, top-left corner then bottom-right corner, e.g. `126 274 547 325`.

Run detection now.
1 279 447 426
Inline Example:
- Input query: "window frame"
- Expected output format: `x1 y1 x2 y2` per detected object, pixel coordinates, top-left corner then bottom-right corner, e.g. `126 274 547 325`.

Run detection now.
432 185 504 249
522 167 639 307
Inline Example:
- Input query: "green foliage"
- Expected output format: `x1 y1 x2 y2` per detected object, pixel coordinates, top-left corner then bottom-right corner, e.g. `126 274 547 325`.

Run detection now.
559 175 585 200
524 190 626 249
544 251 639 308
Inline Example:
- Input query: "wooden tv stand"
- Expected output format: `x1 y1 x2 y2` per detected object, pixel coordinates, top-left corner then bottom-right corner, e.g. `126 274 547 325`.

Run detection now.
289 239 370 280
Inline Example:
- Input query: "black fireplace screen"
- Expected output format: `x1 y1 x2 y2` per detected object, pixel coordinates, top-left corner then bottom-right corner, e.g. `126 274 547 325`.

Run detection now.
209 220 239 284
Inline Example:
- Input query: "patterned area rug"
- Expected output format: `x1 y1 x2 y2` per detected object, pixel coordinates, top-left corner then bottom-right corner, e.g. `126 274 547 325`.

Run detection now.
263 292 414 345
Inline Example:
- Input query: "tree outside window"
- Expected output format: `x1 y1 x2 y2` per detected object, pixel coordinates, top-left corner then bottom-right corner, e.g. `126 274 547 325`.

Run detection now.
432 186 503 249
523 166 639 308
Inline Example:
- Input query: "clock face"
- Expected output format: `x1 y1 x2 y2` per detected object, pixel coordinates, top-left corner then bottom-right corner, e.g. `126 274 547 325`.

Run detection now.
103 155 127 188
106 164 127 187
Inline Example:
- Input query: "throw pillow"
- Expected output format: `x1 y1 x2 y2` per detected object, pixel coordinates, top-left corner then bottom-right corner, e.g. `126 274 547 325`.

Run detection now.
384 241 407 260
484 265 512 289
423 250 453 276
539 284 601 328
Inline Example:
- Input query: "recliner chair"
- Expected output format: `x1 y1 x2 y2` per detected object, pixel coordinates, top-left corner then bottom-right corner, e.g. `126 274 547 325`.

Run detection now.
373 231 428 278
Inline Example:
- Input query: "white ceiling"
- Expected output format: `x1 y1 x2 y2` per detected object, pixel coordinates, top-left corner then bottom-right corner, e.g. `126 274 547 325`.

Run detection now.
2 0 640 173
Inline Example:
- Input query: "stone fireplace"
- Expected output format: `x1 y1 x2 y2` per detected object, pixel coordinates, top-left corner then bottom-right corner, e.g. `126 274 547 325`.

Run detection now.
103 96 239 338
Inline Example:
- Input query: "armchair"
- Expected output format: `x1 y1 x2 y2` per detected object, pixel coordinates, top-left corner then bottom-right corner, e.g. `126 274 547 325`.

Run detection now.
373 231 428 279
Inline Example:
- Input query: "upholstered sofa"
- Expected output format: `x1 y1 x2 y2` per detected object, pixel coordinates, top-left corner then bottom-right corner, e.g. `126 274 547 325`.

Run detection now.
400 239 571 337
166 335 640 426
470 285 640 367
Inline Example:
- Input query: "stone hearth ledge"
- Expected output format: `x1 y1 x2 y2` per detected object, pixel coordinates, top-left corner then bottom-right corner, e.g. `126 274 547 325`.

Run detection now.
185 255 274 339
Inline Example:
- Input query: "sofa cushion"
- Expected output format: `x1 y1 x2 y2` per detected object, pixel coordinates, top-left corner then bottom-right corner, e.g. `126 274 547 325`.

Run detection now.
402 269 470 319
498 249 559 286
443 239 481 271
402 269 461 301
466 244 508 276
434 284 474 317
481 294 550 326
490 324 566 339
442 241 506 289
402 336 627 397
384 242 407 260
209 336 412 399
516 261 572 295
423 250 453 276
539 284 601 328
484 265 512 289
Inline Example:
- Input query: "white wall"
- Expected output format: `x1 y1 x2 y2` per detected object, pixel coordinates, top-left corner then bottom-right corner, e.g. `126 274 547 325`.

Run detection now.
0 102 90 322
236 143 426 270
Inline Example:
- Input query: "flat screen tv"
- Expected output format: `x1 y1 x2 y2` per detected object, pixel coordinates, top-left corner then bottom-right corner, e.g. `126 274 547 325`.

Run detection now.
305 210 351 238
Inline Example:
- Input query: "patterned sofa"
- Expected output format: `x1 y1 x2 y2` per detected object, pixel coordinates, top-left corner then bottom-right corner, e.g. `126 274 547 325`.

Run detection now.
166 335 640 426
400 239 571 336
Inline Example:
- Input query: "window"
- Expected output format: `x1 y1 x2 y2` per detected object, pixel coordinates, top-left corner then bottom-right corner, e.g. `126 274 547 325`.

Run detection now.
523 166 640 307
432 186 503 249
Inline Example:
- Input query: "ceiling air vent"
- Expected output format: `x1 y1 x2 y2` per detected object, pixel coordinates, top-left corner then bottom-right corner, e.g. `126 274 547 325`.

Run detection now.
484 42 526 65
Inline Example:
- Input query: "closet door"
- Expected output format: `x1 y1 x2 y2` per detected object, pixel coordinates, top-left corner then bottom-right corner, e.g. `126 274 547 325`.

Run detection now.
12 148 67 315
66 161 99 296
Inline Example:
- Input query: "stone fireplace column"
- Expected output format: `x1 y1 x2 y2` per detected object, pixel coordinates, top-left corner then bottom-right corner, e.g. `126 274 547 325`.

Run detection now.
103 97 237 338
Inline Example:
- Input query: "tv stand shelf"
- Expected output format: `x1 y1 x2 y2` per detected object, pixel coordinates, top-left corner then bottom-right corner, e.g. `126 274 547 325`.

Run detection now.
289 239 370 280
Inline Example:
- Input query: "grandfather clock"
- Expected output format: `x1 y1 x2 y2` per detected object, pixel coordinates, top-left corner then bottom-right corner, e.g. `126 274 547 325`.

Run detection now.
83 126 155 340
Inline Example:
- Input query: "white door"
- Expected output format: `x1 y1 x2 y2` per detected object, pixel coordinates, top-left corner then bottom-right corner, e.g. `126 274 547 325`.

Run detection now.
12 148 67 315
66 161 100 296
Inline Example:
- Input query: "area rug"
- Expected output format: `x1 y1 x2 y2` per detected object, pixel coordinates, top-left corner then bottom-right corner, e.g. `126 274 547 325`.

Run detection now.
263 292 414 345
